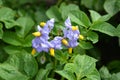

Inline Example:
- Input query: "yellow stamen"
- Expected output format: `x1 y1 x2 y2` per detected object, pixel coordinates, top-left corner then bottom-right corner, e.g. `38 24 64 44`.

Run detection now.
32 32 41 37
40 22 46 27
72 26 78 31
68 47 72 54
62 39 68 46
31 49 36 55
50 48 54 56
79 35 84 40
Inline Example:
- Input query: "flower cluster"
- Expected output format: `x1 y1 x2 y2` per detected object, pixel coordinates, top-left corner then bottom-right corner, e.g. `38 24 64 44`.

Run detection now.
32 17 80 56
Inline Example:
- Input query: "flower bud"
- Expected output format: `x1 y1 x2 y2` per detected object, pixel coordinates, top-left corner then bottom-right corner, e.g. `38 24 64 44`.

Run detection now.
40 55 46 64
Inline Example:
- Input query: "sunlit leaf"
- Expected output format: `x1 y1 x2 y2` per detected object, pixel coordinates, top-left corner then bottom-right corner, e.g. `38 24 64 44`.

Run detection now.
89 10 101 22
104 0 120 15
99 66 111 79
90 22 116 36
56 70 76 80
69 10 91 27
64 63 75 73
86 69 100 80
74 55 97 79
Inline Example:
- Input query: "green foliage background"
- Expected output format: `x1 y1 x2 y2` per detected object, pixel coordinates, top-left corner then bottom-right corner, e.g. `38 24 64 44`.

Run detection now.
0 0 120 80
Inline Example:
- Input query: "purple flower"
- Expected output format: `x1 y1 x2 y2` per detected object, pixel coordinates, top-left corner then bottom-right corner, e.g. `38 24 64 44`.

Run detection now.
68 40 79 48
37 25 49 40
32 17 81 55
66 29 80 40
64 17 72 29
43 18 55 33
64 17 80 40
32 37 49 53
63 17 80 48
48 36 62 49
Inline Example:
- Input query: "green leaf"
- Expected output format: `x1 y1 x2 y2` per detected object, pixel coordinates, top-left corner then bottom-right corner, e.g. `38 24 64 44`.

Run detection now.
99 66 111 79
64 63 75 73
56 70 76 80
0 7 15 20
107 60 120 73
0 63 29 80
0 0 3 6
116 72 120 80
69 10 91 27
86 69 100 80
6 50 38 78
35 10 48 24
79 41 93 49
3 46 22 54
81 0 104 11
90 22 116 36
35 69 50 80
81 0 94 9
2 19 20 29
18 0 35 4
52 23 64 35
2 31 22 46
0 23 3 39
98 14 112 22
46 6 62 22
55 50 69 64
0 45 9 63
89 10 101 22
73 46 86 55
115 24 120 37
59 3 79 19
87 31 99 43
16 17 34 38
0 7 19 29
74 55 97 79
104 0 120 16
89 10 111 22
46 78 56 80
45 63 54 70
23 51 38 77
22 34 34 47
